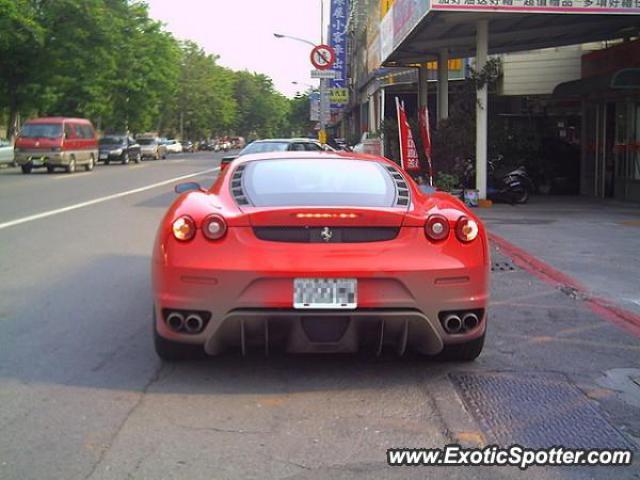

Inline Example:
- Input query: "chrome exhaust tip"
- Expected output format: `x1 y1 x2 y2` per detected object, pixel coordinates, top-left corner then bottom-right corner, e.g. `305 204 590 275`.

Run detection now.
462 313 479 331
184 314 204 334
166 312 185 332
443 314 462 334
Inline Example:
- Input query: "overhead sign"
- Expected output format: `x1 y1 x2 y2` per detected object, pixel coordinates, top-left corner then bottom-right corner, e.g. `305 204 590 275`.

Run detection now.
310 44 336 70
329 88 349 104
431 0 640 13
311 69 338 79
328 0 350 109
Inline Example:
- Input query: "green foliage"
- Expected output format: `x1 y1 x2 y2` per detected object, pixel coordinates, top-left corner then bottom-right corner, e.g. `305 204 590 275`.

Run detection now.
1 1 304 140
431 58 502 179
287 92 316 138
435 172 459 192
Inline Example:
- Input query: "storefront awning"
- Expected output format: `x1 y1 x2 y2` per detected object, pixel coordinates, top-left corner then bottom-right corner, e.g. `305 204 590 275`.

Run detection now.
553 68 640 97
385 11 640 64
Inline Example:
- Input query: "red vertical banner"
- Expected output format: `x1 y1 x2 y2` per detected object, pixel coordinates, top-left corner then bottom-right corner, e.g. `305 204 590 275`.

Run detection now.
418 105 434 185
395 97 420 172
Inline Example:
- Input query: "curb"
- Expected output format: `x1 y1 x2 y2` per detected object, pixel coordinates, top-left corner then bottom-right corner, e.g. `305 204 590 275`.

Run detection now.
489 233 640 338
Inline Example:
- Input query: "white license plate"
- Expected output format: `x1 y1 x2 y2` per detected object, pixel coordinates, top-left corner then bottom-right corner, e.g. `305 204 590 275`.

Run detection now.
294 278 357 309
99 153 108 159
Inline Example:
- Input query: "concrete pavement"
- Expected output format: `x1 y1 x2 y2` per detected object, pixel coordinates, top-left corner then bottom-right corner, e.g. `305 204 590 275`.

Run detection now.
477 196 640 317
0 158 638 479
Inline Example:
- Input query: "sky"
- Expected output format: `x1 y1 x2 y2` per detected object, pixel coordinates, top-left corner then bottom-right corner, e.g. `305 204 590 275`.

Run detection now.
146 0 327 98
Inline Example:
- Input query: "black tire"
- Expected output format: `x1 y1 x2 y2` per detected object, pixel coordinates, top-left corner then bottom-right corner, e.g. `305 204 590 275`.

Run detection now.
46 165 55 174
162 152 167 159
437 332 485 362
513 186 529 204
21 164 32 174
153 310 203 361
121 152 130 165
85 156 95 171
66 157 76 174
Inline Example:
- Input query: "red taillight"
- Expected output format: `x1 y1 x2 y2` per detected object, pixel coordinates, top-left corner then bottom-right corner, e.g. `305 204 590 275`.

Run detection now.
455 216 479 243
202 214 227 241
172 215 196 242
425 214 450 241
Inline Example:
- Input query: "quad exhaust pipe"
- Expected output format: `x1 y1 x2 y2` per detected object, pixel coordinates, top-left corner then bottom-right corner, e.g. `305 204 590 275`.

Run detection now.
184 314 204 334
166 312 185 332
462 312 479 331
443 314 462 334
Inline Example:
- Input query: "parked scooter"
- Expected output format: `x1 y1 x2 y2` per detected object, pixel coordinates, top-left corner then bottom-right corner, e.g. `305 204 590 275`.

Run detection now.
463 155 534 204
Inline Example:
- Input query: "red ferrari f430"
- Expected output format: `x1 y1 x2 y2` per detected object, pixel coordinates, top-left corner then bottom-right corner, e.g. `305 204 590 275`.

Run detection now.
152 152 490 361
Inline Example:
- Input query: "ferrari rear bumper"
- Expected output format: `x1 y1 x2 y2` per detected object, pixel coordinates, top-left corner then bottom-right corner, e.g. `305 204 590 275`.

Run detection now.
152 227 490 355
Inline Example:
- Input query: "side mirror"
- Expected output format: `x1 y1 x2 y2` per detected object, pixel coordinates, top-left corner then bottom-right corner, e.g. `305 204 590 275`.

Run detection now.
174 182 203 194
221 155 237 170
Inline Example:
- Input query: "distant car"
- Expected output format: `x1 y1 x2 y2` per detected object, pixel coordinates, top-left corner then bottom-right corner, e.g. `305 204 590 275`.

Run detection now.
221 138 325 170
165 139 183 154
182 141 194 153
98 135 141 165
0 139 15 166
14 117 98 174
152 151 489 361
138 138 168 160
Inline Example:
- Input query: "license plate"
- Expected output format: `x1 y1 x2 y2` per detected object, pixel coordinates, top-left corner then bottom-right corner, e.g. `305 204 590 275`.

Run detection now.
99 153 108 159
294 278 357 309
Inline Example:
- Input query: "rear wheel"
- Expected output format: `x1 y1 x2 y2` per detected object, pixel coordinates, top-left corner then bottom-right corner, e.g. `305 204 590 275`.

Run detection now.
437 332 485 362
66 157 76 174
21 165 32 174
153 310 203 361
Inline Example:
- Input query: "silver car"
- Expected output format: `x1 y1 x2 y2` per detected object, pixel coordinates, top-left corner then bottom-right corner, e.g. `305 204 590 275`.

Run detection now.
0 139 16 166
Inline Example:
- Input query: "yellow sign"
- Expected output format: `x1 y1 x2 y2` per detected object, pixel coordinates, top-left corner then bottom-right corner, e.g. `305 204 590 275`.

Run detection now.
318 129 327 144
329 88 349 105
380 0 396 17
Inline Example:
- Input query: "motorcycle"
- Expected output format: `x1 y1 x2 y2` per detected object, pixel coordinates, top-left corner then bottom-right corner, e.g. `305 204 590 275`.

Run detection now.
463 155 533 204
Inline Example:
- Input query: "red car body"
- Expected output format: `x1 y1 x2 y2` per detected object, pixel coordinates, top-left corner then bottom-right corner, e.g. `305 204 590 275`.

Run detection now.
152 152 490 360
14 117 98 174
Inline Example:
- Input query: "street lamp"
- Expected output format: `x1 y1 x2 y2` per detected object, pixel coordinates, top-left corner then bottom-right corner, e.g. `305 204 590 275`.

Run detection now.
274 32 328 143
292 81 316 90
272 33 315 48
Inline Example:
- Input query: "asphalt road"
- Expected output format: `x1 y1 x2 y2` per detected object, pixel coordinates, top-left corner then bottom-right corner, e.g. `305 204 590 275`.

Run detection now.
0 152 638 479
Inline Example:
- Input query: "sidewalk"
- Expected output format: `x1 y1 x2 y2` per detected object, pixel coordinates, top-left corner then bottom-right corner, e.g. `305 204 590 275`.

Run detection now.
476 195 640 323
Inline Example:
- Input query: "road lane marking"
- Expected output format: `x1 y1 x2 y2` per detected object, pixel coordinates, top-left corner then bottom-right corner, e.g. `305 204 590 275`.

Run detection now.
0 167 220 231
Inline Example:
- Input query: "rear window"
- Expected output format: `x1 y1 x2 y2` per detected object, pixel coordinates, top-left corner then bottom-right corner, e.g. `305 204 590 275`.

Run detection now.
20 123 63 139
242 159 396 207
100 136 124 145
241 142 290 155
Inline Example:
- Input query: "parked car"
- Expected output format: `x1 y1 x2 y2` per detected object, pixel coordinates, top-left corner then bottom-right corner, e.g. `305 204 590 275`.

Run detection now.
182 141 194 153
138 137 168 160
220 138 325 170
0 139 15 166
152 151 489 361
99 135 141 165
165 139 183 154
14 117 98 174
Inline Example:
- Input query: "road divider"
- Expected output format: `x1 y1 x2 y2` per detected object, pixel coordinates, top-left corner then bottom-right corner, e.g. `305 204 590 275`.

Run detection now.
0 166 220 231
